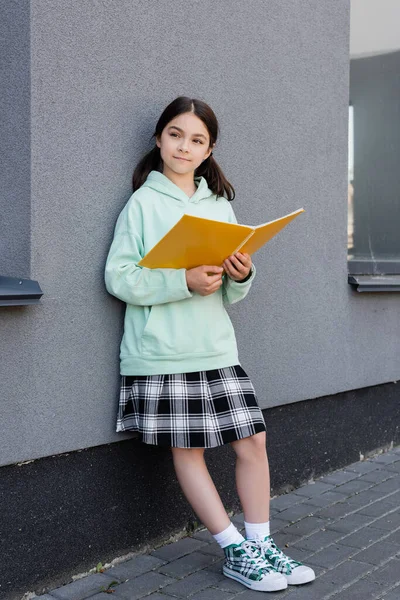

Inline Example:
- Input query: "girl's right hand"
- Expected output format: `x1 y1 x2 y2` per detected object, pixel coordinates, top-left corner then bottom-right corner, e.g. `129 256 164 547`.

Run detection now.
185 265 224 296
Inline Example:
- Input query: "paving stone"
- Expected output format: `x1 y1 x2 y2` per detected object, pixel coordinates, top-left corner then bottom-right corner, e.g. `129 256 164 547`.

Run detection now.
270 517 292 533
319 471 360 486
318 558 373 587
270 492 305 511
316 501 355 520
382 462 400 474
339 526 387 549
350 541 400 566
345 489 387 507
271 529 303 549
107 554 167 580
372 478 400 494
346 461 381 474
50 573 122 600
151 537 208 561
306 543 357 568
384 530 400 545
274 578 333 599
336 576 387 600
277 502 317 523
108 572 175 600
283 516 327 538
192 529 214 543
291 528 344 553
334 479 374 495
231 512 244 527
231 588 291 599
189 588 236 600
371 453 400 465
325 512 373 534
161 568 223 597
89 595 169 600
292 482 334 498
203 558 224 574
371 510 400 531
198 542 223 556
203 571 244 593
357 469 395 484
377 586 400 600
303 490 349 508
157 552 218 579
366 557 400 587
356 500 400 518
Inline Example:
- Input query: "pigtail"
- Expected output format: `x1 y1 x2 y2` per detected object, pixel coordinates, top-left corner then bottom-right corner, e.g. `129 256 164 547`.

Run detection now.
132 145 162 192
195 154 235 201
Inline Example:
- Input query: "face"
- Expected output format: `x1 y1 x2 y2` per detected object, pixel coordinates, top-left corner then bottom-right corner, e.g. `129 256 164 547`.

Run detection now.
156 112 214 176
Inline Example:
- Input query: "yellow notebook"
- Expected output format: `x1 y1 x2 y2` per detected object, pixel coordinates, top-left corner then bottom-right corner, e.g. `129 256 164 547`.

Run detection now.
138 208 304 270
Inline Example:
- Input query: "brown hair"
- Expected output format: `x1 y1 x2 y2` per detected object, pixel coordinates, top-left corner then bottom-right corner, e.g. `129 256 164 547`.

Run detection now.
132 96 235 200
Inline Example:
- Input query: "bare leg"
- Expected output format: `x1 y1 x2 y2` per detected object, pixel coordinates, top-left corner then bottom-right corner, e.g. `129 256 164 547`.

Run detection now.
171 447 231 535
230 431 270 522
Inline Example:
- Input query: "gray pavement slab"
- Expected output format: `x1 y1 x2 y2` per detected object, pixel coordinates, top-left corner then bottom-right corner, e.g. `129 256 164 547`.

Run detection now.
334 479 375 495
50 573 122 600
338 526 389 549
150 537 208 561
305 542 357 568
270 492 305 511
292 482 335 498
161 569 223 597
108 554 167 580
324 512 374 533
350 541 400 566
276 503 318 523
38 448 400 600
157 551 219 579
106 572 175 600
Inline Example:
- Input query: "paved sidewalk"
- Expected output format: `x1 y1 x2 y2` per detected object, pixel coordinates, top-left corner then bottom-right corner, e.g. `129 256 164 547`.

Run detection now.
34 447 400 600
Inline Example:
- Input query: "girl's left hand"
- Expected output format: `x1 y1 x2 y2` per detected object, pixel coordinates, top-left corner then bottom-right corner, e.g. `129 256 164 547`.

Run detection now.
223 252 252 281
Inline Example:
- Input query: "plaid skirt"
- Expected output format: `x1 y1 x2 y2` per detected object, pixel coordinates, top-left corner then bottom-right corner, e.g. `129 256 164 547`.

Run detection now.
117 365 266 448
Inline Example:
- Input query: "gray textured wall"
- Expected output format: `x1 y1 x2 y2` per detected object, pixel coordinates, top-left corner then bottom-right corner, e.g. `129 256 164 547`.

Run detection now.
1 0 399 467
0 0 31 277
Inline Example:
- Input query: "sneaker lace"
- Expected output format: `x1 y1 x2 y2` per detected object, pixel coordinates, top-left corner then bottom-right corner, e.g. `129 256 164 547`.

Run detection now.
259 538 299 574
240 540 276 572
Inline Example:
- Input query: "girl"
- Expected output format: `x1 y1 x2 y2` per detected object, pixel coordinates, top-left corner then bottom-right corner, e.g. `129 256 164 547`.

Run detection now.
105 96 315 593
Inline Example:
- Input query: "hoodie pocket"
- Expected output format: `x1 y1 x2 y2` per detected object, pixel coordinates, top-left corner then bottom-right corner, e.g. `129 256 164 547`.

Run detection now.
140 293 235 357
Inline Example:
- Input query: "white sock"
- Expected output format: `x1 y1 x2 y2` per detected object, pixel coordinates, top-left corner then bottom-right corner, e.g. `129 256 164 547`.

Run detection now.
213 522 245 548
244 520 270 540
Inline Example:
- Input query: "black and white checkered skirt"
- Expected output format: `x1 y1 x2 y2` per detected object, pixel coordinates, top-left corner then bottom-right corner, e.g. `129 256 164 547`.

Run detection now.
117 365 266 448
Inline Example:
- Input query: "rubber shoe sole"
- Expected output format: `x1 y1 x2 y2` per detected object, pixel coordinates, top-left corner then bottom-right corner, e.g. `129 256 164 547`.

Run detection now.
285 565 316 585
223 565 288 592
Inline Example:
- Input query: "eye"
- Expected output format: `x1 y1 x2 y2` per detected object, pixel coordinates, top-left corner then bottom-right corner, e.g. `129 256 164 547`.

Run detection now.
170 132 179 138
193 139 204 144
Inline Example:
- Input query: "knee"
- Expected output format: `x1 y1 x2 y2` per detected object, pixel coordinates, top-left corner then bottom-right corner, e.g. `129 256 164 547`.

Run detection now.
232 432 267 461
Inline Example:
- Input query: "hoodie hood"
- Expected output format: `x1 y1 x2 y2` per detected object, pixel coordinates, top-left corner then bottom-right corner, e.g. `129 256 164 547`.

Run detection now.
142 170 215 204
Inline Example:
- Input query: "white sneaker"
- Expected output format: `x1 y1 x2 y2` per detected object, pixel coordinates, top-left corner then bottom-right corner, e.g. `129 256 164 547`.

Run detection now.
223 539 288 592
251 535 315 585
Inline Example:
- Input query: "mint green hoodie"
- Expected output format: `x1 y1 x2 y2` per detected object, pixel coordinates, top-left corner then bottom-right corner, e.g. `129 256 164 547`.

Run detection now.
104 170 256 375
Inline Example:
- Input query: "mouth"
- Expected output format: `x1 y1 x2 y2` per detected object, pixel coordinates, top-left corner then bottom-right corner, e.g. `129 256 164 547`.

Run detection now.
174 156 191 162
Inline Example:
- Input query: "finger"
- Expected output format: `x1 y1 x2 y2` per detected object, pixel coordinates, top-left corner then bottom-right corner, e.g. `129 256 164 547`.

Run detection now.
223 260 236 278
207 273 223 284
235 252 252 267
228 255 247 274
207 280 223 294
203 265 224 274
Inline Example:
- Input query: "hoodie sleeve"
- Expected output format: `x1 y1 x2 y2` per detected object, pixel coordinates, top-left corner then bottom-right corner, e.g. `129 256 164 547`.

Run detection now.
222 202 257 305
104 198 192 306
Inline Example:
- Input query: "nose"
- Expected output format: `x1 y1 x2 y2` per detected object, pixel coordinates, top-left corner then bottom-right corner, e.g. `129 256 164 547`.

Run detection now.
178 139 189 153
